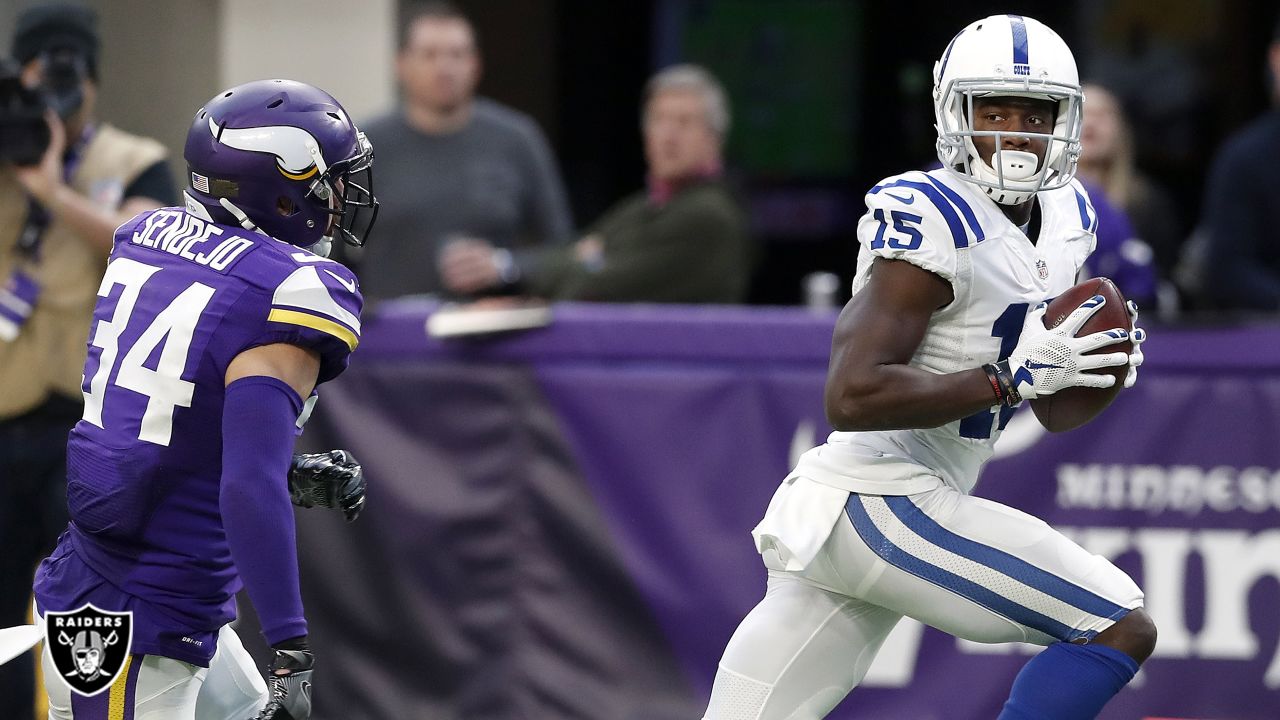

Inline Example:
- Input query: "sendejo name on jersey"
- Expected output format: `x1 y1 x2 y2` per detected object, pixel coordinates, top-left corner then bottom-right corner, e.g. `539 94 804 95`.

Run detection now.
130 209 254 271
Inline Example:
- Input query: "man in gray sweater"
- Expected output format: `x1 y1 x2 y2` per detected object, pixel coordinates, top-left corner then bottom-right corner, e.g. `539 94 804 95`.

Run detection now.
341 1 573 301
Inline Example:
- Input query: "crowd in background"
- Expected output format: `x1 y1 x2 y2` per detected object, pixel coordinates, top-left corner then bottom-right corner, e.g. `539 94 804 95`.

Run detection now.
331 1 1280 319
5 2 1280 319
335 1 753 305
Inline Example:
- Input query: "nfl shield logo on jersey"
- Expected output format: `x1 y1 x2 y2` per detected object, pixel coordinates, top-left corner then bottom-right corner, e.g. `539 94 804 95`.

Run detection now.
45 605 133 697
1036 259 1049 279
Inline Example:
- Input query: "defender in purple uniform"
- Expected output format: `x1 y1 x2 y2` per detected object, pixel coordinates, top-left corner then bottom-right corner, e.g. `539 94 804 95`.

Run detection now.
33 79 378 720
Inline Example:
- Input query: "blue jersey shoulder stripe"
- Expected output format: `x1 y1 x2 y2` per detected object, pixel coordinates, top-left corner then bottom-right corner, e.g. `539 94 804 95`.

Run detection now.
1073 188 1097 232
871 180 969 248
921 175 985 243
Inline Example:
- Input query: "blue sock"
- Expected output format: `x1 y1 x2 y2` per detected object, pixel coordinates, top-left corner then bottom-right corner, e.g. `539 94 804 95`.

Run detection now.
998 642 1139 719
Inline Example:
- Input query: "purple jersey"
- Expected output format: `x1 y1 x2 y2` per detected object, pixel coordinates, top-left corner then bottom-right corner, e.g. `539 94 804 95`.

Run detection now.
34 207 361 666
1077 179 1158 308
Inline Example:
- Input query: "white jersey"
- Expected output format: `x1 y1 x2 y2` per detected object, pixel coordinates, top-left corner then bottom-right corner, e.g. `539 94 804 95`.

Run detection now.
802 168 1097 496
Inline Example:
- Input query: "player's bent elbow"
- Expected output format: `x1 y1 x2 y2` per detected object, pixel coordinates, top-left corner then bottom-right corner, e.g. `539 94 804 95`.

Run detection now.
824 391 879 432
827 412 881 433
824 361 904 431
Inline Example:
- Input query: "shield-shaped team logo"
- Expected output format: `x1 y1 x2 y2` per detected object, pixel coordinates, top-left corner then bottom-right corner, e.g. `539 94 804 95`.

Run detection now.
44 604 133 697
1036 258 1049 280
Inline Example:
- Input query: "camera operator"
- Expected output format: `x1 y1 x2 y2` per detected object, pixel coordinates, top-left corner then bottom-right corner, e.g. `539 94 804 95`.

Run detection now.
0 4 175 715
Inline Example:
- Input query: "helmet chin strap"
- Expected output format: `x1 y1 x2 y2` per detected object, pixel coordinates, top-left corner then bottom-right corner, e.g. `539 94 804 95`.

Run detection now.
220 196 333 255
218 198 266 235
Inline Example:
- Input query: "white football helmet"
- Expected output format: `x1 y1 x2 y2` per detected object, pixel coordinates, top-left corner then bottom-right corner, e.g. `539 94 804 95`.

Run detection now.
933 14 1083 205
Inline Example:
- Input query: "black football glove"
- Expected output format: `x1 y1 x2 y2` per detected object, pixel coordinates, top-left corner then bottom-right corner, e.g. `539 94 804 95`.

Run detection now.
252 647 314 720
287 450 366 522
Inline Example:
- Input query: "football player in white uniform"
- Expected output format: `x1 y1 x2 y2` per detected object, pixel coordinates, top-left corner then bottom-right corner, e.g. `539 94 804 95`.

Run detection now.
703 15 1154 720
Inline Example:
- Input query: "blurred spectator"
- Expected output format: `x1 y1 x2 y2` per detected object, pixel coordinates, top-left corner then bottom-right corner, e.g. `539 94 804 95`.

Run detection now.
441 64 752 303
0 3 174 715
1078 83 1181 292
1078 179 1158 309
1189 20 1280 312
342 0 573 301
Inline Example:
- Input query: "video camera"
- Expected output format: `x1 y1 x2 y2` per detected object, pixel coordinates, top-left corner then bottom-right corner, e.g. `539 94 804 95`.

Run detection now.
0 49 89 167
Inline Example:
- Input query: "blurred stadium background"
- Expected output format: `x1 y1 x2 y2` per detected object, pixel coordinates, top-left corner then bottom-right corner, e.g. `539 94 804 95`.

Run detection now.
2 0 1273 304
4 1 1280 718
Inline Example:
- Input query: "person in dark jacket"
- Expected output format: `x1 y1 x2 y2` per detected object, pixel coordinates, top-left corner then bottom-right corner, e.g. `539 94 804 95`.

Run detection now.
1194 18 1280 312
441 64 752 304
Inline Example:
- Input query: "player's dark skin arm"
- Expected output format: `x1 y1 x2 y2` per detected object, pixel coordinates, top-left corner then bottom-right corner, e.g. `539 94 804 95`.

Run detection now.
823 257 999 431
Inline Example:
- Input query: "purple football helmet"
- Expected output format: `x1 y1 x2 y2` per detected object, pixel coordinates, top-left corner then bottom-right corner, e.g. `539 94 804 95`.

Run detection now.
183 79 378 253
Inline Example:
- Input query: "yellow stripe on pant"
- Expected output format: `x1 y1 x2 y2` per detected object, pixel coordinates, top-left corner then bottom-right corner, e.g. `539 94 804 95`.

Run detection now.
107 655 133 720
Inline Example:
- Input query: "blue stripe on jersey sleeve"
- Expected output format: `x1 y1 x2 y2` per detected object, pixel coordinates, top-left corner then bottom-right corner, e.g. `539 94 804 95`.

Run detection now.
1074 188 1097 232
871 180 970 248
881 495 1127 622
922 175 985 243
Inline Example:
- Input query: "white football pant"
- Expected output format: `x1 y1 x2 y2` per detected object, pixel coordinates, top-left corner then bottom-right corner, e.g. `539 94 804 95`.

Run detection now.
704 479 1143 720
42 623 267 720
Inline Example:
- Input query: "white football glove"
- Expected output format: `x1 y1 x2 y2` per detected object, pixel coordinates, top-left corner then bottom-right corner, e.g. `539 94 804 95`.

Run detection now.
1124 300 1146 389
996 295 1131 403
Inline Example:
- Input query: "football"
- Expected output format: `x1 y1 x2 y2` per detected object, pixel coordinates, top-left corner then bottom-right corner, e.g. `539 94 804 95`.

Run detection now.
1028 277 1133 432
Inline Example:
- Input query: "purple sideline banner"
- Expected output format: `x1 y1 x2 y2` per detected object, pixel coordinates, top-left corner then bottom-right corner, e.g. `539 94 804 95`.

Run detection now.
296 301 1280 720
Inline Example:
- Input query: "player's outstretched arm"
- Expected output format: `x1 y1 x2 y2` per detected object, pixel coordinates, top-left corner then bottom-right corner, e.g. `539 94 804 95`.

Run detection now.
824 257 1001 431
220 343 320 719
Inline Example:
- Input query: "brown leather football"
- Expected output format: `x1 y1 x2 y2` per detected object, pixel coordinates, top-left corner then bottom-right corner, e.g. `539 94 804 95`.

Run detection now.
1028 277 1133 432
